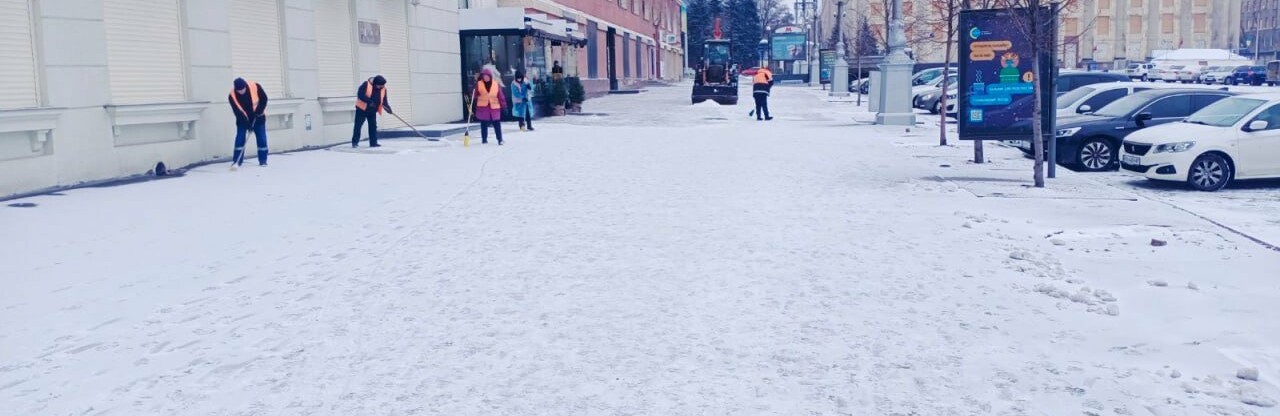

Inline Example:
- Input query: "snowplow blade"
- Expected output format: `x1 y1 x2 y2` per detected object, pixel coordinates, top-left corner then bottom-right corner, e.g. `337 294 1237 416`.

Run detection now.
691 85 739 105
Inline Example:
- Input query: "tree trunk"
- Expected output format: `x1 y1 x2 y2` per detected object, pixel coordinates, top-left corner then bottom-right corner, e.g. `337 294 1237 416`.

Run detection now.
939 4 954 146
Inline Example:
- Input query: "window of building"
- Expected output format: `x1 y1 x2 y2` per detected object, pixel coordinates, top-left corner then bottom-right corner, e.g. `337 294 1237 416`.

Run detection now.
1162 0 1174 7
103 0 186 104
1129 15 1142 33
1064 18 1079 36
0 0 40 109
1193 14 1207 33
1099 0 1111 9
1097 16 1111 36
1161 14 1174 34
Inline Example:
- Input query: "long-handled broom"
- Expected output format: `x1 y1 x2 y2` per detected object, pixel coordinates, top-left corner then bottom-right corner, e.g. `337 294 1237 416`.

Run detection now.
462 93 476 147
388 111 439 142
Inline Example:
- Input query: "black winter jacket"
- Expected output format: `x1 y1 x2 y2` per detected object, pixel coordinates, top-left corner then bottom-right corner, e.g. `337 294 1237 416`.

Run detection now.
229 83 269 127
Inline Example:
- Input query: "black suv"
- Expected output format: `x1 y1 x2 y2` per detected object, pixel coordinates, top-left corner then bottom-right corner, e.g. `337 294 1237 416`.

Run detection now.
1054 72 1129 97
1015 88 1235 171
1229 65 1267 86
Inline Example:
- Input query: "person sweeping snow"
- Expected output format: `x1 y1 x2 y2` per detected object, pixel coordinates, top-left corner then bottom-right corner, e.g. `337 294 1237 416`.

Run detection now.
351 75 392 148
510 72 534 132
228 78 269 168
752 65 774 121
471 68 507 145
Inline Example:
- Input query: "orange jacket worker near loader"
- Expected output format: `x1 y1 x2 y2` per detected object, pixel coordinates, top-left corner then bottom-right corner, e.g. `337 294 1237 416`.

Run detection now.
752 66 774 121
352 75 392 148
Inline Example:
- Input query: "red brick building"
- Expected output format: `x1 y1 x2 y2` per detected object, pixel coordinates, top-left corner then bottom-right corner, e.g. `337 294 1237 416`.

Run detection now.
465 0 685 94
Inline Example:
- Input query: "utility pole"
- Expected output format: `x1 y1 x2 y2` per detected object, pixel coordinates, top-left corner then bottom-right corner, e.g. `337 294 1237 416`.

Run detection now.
963 0 982 163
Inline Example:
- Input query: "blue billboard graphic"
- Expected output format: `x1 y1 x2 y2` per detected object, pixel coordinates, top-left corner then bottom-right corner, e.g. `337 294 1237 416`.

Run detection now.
958 8 1056 141
771 33 807 61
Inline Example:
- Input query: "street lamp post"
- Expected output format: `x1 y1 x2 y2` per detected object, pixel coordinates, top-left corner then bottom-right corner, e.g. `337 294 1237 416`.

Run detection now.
830 1 849 96
874 0 916 125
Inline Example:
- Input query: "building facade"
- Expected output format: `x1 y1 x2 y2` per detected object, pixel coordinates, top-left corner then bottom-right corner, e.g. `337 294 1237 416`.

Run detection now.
0 0 461 197
1059 0 1243 68
814 0 1245 68
462 0 684 95
1241 0 1280 62
817 0 953 63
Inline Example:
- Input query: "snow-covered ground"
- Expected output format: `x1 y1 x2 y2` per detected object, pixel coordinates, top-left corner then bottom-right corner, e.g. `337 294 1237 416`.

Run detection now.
3 83 1279 415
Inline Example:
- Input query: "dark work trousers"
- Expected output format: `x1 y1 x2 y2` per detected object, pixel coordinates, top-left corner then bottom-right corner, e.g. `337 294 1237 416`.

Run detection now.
753 93 771 120
352 111 379 147
518 104 533 130
480 120 503 144
233 119 268 165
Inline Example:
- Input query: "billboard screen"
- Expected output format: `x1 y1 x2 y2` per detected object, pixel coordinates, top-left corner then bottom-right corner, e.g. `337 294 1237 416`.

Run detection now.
771 33 807 61
820 49 835 83
957 8 1056 141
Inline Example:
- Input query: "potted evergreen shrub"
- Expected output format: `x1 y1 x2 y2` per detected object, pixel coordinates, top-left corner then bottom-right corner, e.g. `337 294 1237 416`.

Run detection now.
566 77 586 113
548 78 568 116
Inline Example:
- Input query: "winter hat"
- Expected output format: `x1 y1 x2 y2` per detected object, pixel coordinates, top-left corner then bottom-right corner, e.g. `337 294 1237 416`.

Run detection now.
372 75 387 86
233 78 248 90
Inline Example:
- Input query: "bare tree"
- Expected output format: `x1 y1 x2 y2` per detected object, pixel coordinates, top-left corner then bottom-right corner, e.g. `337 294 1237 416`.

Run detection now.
926 0 962 146
756 0 791 35
996 0 1082 187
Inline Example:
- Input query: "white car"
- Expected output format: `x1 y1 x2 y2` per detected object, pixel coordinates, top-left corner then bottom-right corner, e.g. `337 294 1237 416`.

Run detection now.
1159 65 1185 82
1121 93 1280 191
1126 63 1155 81
1177 66 1206 83
1200 66 1234 84
912 74 958 107
1055 82 1157 118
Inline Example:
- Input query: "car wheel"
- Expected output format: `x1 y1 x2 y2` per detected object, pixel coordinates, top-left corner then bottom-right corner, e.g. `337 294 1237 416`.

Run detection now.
1077 138 1116 172
1187 153 1232 192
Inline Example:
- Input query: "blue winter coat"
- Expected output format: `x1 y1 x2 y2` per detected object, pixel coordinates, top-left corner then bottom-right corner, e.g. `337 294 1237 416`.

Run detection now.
510 81 533 118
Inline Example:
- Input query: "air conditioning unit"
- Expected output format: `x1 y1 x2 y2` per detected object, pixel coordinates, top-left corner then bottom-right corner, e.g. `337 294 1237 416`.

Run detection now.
664 34 678 44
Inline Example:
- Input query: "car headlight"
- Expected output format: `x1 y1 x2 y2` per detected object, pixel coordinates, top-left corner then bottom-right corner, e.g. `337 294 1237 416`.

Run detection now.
923 93 935 100
1154 141 1196 153
1056 127 1082 137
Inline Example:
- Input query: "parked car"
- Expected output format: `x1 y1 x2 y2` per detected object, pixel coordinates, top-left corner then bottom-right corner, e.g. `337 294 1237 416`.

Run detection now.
1267 61 1280 86
1200 66 1234 84
1054 71 1129 97
1159 65 1186 82
1126 62 1156 81
1017 88 1234 171
911 67 956 87
1122 93 1280 191
912 74 958 108
1177 65 1206 83
1055 82 1158 118
918 85 958 114
1229 65 1267 86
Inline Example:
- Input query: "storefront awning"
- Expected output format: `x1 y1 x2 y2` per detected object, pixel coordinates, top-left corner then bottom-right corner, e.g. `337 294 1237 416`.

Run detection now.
460 8 586 47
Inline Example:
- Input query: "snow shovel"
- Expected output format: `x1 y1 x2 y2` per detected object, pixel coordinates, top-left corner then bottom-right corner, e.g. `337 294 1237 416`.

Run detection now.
389 111 440 142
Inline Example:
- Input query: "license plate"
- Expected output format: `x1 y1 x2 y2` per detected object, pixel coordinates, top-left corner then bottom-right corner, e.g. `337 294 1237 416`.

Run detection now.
1007 140 1028 148
1122 154 1140 165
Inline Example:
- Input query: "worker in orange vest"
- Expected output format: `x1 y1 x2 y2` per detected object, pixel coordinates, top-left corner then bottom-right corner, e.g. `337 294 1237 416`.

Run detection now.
229 77 269 168
752 65 774 121
352 75 392 148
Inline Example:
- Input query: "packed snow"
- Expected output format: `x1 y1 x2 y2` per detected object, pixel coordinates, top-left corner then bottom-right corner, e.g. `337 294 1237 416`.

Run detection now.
2 82 1279 415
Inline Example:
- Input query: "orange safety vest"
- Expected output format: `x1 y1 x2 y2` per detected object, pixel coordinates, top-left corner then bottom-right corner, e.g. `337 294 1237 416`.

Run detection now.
229 80 261 119
355 80 388 114
475 80 501 110
753 69 773 85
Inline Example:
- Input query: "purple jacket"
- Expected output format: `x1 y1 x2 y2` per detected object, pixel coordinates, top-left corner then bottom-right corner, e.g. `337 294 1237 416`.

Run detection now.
474 81 507 122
